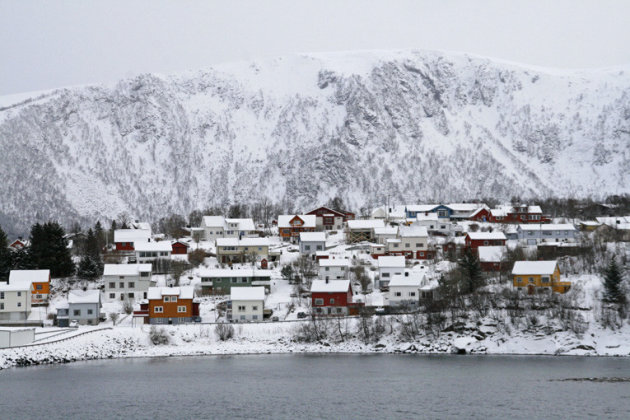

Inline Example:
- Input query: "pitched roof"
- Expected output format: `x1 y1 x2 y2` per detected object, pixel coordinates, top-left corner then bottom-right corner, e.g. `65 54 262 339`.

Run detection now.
318 258 351 267
217 238 270 247
103 264 152 276
202 216 227 228
374 226 398 235
147 286 194 300
518 224 576 231
378 256 406 268
277 214 317 228
0 281 31 292
134 241 173 252
310 279 351 293
399 225 428 237
114 229 151 243
231 286 266 301
225 218 256 231
477 246 507 262
197 268 270 278
512 260 558 275
68 289 101 304
467 231 507 240
300 232 326 242
9 270 50 284
388 273 423 288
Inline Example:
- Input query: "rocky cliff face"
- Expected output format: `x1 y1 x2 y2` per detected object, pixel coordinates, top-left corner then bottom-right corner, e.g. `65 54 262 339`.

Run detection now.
1 50 629 234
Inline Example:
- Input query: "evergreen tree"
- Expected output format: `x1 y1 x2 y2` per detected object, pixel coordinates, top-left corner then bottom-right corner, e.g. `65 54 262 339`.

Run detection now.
0 225 11 281
458 247 484 294
10 247 33 270
94 221 106 251
76 256 100 280
29 221 75 277
82 228 103 274
602 258 626 304
108 220 117 246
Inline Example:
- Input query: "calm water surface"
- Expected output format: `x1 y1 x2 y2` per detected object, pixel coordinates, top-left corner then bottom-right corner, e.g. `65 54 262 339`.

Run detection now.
1 354 630 419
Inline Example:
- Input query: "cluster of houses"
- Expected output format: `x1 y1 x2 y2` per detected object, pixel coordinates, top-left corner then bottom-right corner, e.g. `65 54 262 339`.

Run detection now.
2 202 627 328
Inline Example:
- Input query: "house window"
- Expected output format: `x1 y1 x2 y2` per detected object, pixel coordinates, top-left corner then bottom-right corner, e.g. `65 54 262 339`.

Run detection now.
128 293 134 298
164 296 170 302
340 267 345 271
325 267 329 271
171 297 177 302
330 298 335 304
252 315 258 320
87 309 93 315
405 243 410 248
128 282 135 288
109 293 115 299
516 277 522 283
529 277 535 284
154 306 163 313
238 305 246 312
17 302 22 307
240 315 246 320
141 272 149 277
0 303 3 310
314 298 324 305
382 272 390 278
393 243 399 248
395 292 402 297
73 309 81 316
252 306 258 311
17 292 21 297
177 306 187 313
119 276 125 280
409 292 416 297
0 292 4 299
36 284 43 290
231 278 237 283
316 245 322 250
119 282 124 288
241 278 247 283
304 245 311 251
109 282 115 289
542 277 550 283
336 308 342 313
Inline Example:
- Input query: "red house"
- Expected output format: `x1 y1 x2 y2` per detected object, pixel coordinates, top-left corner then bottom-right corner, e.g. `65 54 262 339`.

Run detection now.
478 246 507 272
470 205 550 224
277 215 316 241
311 279 358 316
114 229 151 251
307 207 355 231
465 232 507 250
171 240 189 255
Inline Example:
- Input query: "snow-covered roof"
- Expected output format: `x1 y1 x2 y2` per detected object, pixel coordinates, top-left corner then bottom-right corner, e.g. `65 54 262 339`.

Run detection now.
512 260 558 275
399 225 428 237
374 226 398 235
9 270 50 284
388 273 423 287
311 279 351 293
300 232 326 242
490 208 508 217
134 241 173 252
103 264 152 276
318 258 351 267
131 222 152 232
114 229 151 243
405 204 438 213
347 219 385 230
467 231 507 240
225 218 256 231
579 221 601 226
477 246 507 262
0 281 30 292
595 216 630 228
518 224 576 231
147 286 194 300
277 214 317 228
198 269 270 278
415 213 439 222
202 216 227 228
68 289 101 304
447 203 486 212
231 286 265 301
378 255 406 268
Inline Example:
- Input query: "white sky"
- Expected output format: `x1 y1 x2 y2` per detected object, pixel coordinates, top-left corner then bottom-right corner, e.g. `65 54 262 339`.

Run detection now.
1 0 629 95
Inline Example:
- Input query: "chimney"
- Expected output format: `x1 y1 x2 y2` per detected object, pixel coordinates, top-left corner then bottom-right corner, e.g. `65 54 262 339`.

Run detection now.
325 278 329 284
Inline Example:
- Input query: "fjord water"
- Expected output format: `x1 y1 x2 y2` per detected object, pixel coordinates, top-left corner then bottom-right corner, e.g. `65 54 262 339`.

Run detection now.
1 354 629 419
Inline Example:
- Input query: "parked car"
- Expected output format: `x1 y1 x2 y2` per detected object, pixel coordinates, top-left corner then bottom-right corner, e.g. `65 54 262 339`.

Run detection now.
69 320 79 328
271 316 279 322
297 312 307 319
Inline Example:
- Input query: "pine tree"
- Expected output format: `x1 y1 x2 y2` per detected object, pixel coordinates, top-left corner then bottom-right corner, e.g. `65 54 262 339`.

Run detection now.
0 225 11 281
459 247 484 294
76 256 100 280
29 221 75 277
108 220 117 246
10 247 33 270
94 221 106 251
602 258 626 304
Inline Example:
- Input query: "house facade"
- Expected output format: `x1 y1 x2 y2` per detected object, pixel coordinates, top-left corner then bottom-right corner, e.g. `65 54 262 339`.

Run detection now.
465 232 507 250
103 264 154 302
200 216 257 241
228 287 265 322
215 238 270 264
478 246 507 272
0 282 31 322
318 258 350 280
171 240 190 255
134 241 172 263
299 232 326 256
512 260 570 294
198 269 271 295
516 224 578 245
387 273 422 308
377 256 406 289
114 229 151 252
311 279 355 316
471 205 550 224
389 225 430 259
278 215 317 241
144 286 199 325
306 207 353 231
8 270 50 305
57 290 102 326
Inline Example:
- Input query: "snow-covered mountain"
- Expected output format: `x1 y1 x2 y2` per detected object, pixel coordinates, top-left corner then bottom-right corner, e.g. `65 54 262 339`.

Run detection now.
1 50 629 234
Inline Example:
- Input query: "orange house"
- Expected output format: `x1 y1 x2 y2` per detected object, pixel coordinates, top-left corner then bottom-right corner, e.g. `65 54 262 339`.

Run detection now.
9 270 50 305
277 214 316 241
145 286 199 325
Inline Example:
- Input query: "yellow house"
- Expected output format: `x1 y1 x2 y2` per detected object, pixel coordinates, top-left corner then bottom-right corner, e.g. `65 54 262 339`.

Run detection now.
512 260 570 294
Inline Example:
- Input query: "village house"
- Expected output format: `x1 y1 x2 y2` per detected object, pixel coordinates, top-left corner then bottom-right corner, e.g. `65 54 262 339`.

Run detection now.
405 203 487 220
310 279 357 316
277 214 317 242
8 238 29 250
103 264 154 302
299 232 327 256
318 258 351 280
387 273 423 308
471 204 550 224
373 226 398 244
377 256 406 289
306 206 354 231
228 286 265 322
8 270 50 305
134 241 172 263
113 228 151 252
200 216 257 241
171 240 190 255
0 281 31 323
346 219 385 243
371 205 407 222
413 213 459 236
215 238 270 264
198 269 271 295
388 225 431 259
465 231 507 250
57 290 102 326
139 286 199 325
512 260 570 294
477 246 507 272
516 224 577 245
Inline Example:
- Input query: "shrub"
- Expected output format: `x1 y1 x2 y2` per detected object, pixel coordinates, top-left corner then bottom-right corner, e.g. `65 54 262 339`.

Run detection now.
149 326 170 345
214 322 235 341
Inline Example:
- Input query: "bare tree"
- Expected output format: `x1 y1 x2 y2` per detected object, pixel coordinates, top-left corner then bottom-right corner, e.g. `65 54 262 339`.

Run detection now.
109 312 120 325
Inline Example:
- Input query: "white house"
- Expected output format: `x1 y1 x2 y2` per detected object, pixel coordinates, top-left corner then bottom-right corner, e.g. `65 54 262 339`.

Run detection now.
346 219 385 243
387 273 423 307
391 225 429 258
134 241 172 263
114 228 151 251
318 258 351 280
517 224 578 245
374 226 398 244
229 287 265 322
200 216 257 241
414 213 459 235
103 264 154 302
0 281 31 322
377 256 406 289
8 270 50 305
57 290 102 326
299 232 326 256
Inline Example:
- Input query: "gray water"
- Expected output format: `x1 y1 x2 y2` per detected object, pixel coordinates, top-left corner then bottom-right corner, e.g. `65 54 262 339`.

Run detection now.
1 354 630 419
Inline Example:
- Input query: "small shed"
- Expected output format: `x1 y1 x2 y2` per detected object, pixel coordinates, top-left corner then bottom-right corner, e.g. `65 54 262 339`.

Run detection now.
0 327 36 348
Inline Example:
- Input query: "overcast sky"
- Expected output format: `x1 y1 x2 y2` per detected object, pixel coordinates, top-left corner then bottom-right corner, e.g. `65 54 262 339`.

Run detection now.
1 0 629 95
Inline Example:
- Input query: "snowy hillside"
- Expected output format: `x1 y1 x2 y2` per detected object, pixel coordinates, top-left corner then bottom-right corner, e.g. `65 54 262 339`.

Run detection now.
0 50 629 233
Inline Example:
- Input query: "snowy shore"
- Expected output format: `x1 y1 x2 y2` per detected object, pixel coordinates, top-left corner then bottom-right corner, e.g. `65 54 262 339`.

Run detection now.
2 318 630 370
